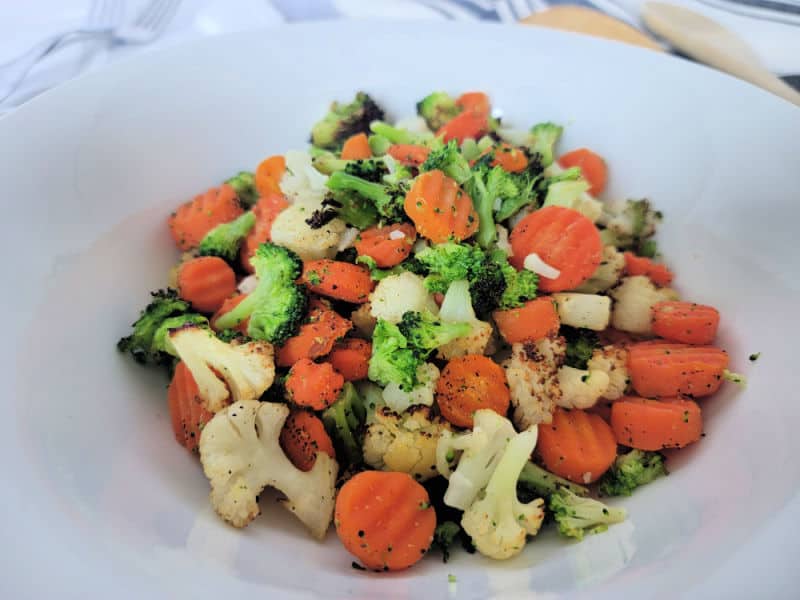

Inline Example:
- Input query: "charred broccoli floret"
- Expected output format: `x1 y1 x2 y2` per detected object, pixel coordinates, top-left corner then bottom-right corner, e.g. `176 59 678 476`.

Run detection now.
310 92 385 151
326 171 407 222
416 91 460 131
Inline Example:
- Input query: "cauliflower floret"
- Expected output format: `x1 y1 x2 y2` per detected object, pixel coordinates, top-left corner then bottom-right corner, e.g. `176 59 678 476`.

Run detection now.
168 325 275 413
610 275 679 335
350 302 376 338
369 271 438 324
280 150 330 206
199 401 338 537
502 336 566 430
551 293 611 331
436 409 517 510
587 345 629 400
436 279 493 360
461 426 545 560
556 366 610 410
382 362 439 413
575 246 625 293
362 405 451 482
270 203 346 261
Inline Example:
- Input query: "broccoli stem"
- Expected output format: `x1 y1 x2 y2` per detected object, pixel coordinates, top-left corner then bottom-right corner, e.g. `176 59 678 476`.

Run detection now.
518 461 589 497
327 171 391 205
369 121 415 145
469 176 496 248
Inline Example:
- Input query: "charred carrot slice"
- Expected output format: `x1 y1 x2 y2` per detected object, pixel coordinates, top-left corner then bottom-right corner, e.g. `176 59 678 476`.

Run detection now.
509 206 603 293
340 133 372 160
240 192 290 273
611 396 702 450
489 143 529 173
276 307 352 368
168 184 244 251
285 358 344 410
335 471 436 571
652 301 720 345
627 341 729 398
167 361 214 452
279 408 337 471
327 338 372 381
404 169 479 243
435 355 510 428
300 259 374 304
436 110 488 144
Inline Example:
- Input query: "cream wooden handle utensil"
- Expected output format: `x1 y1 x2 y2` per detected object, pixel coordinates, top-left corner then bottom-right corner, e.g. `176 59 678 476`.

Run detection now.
642 2 800 107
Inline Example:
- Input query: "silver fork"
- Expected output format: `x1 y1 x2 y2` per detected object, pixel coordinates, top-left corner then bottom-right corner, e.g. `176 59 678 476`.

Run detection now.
0 0 181 105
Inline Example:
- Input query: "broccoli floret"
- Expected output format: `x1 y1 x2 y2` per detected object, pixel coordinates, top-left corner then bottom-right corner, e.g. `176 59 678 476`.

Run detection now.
432 521 461 563
465 160 519 247
322 382 366 467
416 91 460 131
598 449 668 497
529 122 563 167
397 311 471 352
198 211 256 262
492 249 538 310
420 140 471 184
601 198 663 254
152 314 209 356
326 171 406 222
213 242 307 344
561 326 600 370
322 191 379 230
355 255 406 281
494 158 546 222
117 289 194 366
224 171 257 208
215 329 252 344
517 461 589 498
311 91 385 150
344 159 390 183
414 243 514 316
367 319 420 391
549 488 626 540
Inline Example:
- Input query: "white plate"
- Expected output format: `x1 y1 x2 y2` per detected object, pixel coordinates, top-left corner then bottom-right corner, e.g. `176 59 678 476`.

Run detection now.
1 20 799 600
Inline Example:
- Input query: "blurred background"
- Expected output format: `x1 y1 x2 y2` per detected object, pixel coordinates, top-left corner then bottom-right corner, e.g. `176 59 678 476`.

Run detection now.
1 0 798 111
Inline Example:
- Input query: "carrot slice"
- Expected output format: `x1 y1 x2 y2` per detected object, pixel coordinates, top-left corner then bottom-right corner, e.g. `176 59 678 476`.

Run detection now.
536 407 617 484
489 143 528 173
436 355 510 428
624 252 674 287
387 144 431 166
354 223 416 268
436 111 488 144
168 184 244 251
177 256 236 314
627 341 729 398
285 358 344 410
277 307 352 367
456 91 491 116
255 155 286 197
509 206 603 292
611 396 702 450
167 361 214 452
240 192 290 273
279 408 336 471
493 297 559 344
341 133 372 160
558 148 608 196
404 170 479 243
300 260 375 304
327 338 372 381
652 301 720 345
335 471 436 571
